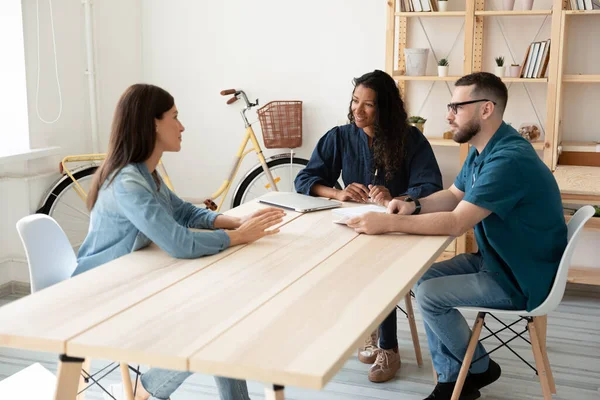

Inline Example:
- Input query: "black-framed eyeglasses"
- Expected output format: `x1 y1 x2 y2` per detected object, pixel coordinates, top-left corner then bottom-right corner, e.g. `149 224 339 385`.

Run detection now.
447 99 497 115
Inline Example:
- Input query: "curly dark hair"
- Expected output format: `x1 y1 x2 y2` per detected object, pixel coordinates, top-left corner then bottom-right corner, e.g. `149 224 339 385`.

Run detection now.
347 70 410 182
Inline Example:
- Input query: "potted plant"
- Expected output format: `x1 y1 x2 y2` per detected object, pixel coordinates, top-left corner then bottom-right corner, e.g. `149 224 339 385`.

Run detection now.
510 63 521 77
438 58 449 77
438 0 449 12
494 56 505 77
408 116 427 133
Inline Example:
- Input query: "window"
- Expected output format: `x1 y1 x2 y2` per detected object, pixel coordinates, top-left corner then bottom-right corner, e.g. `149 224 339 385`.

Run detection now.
0 1 30 156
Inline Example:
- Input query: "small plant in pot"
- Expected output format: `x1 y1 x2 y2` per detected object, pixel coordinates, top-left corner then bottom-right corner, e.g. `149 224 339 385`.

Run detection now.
510 63 521 77
408 116 427 133
438 0 449 12
494 56 505 77
438 58 449 77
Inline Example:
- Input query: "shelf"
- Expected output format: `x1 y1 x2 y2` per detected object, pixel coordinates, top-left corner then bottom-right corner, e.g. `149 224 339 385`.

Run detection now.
502 77 548 83
563 74 600 83
392 74 462 81
554 165 600 197
426 137 460 147
568 267 600 286
475 10 552 16
560 141 600 152
565 214 600 232
565 10 600 15
395 11 466 17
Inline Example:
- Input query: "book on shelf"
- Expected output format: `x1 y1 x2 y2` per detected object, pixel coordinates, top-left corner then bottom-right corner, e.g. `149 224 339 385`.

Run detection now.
568 0 599 9
399 0 439 12
519 39 551 78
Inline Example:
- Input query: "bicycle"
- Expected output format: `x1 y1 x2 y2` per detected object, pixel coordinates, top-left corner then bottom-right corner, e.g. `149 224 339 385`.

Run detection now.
37 88 339 250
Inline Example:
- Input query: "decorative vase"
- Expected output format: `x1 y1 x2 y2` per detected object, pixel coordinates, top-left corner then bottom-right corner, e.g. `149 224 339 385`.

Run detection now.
522 0 534 9
510 65 521 77
438 65 449 77
503 0 516 10
403 48 429 76
438 1 449 11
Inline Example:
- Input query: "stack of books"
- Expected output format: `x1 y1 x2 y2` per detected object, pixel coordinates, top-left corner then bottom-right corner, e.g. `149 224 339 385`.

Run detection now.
518 40 551 79
568 0 600 10
399 0 440 12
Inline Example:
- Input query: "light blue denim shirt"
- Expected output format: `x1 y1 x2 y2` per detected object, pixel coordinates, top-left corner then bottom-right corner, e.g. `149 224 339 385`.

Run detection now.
73 163 230 276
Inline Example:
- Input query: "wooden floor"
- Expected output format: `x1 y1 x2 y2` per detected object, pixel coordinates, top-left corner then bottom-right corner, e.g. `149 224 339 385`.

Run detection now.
0 285 598 400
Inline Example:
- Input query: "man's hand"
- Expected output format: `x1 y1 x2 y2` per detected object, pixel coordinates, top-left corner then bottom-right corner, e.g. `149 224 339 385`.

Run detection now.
346 212 391 235
387 198 416 215
368 185 392 206
335 183 370 203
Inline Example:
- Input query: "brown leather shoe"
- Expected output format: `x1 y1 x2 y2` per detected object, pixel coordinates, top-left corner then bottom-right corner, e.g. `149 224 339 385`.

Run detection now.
368 346 401 383
358 329 379 364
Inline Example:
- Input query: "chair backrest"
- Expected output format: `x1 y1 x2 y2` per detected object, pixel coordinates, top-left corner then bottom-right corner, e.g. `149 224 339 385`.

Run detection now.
15 214 77 293
530 205 595 316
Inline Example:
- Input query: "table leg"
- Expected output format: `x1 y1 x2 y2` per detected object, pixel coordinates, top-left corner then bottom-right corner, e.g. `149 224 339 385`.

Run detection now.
264 384 285 400
55 355 84 400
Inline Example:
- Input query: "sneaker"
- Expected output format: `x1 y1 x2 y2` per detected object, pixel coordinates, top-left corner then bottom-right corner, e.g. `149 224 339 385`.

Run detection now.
467 358 501 390
424 381 481 400
358 329 379 364
368 346 401 383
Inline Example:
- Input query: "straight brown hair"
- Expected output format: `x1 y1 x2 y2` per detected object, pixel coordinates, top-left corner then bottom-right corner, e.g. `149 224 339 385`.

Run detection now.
87 84 174 210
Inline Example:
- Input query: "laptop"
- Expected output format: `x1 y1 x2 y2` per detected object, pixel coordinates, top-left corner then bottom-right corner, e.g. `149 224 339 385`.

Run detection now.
258 192 342 213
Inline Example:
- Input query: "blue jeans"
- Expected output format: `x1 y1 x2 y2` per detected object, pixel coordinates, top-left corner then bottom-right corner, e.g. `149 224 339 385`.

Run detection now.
140 369 250 400
414 253 517 383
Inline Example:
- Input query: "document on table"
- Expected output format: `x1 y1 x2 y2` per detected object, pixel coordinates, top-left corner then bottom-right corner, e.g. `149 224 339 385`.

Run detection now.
331 205 387 225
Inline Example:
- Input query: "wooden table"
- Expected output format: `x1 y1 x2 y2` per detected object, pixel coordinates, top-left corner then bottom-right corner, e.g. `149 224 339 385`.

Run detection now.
0 193 452 399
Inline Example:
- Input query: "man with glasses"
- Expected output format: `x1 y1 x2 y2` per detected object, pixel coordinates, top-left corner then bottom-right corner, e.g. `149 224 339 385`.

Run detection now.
347 72 567 400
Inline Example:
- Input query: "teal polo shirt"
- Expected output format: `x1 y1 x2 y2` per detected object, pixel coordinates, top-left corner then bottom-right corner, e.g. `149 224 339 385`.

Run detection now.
454 122 567 311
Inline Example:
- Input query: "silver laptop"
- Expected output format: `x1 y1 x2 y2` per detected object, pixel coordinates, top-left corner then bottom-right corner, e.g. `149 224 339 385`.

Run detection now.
258 192 342 213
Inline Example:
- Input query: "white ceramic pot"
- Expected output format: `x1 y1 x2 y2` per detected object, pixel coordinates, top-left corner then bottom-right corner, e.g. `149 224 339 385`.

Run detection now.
438 66 449 77
404 48 429 76
438 1 448 11
495 66 505 77
510 65 521 77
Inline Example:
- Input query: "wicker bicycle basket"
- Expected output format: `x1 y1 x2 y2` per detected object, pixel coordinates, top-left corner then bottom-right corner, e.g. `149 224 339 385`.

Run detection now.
257 100 302 149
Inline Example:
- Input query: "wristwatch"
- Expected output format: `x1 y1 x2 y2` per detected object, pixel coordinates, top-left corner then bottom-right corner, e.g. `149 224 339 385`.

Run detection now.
404 196 421 215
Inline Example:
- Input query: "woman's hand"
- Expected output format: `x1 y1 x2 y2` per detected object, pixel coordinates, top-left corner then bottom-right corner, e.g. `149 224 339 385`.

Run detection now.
227 209 285 246
239 207 284 226
368 185 392 206
335 183 370 203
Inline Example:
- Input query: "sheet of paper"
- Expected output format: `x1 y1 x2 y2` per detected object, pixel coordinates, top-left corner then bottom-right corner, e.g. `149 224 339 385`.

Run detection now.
331 204 387 225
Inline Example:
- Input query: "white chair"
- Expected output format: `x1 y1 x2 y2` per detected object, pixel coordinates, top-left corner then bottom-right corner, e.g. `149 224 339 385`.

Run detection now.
16 214 135 400
451 205 596 400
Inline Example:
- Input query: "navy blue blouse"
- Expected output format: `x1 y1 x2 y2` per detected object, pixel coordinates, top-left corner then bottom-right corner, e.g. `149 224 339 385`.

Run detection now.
294 124 442 199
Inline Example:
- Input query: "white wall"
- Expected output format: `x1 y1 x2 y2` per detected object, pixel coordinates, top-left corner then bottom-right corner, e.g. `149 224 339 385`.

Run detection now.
141 0 388 204
0 0 142 284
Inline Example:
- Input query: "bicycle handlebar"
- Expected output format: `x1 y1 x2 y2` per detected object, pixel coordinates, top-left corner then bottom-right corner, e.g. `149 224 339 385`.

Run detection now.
220 89 236 95
226 96 238 104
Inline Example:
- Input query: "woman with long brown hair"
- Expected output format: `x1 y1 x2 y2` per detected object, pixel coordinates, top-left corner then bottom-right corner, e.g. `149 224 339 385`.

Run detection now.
295 70 443 384
75 84 282 400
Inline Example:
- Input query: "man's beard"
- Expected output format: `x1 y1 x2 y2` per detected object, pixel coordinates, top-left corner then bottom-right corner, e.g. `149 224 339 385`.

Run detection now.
453 120 481 144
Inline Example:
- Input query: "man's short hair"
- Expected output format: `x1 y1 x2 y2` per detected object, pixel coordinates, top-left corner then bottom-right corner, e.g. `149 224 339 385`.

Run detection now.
455 72 508 115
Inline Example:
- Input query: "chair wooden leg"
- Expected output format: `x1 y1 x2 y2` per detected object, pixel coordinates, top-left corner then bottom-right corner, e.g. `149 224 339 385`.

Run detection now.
405 293 423 367
529 320 553 400
451 312 486 400
76 358 92 400
120 363 135 400
533 316 556 394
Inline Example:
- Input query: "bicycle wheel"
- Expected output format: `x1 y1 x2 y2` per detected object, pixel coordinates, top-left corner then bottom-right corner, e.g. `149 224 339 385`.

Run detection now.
232 156 342 208
37 166 97 252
